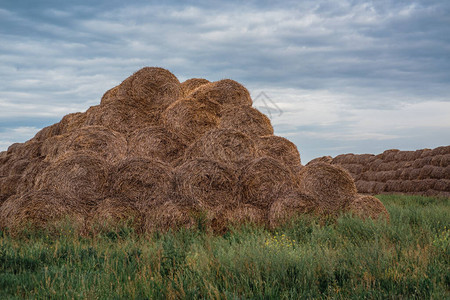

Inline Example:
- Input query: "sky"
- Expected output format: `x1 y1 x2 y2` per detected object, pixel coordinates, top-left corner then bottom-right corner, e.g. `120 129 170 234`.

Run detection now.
1 0 449 163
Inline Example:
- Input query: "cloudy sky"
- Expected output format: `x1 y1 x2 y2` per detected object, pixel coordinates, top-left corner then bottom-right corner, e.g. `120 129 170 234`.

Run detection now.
1 0 449 162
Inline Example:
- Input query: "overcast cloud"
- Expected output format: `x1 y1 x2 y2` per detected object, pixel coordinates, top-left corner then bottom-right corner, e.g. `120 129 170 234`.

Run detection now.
1 0 449 162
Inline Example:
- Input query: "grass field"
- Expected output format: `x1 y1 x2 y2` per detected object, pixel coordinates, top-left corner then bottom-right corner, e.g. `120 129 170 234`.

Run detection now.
0 194 449 299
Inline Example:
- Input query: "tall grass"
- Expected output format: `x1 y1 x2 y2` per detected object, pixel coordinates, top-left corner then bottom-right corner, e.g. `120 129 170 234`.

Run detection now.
0 195 448 299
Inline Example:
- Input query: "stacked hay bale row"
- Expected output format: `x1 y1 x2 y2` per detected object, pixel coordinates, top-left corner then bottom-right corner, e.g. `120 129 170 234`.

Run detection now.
309 147 450 197
0 67 389 234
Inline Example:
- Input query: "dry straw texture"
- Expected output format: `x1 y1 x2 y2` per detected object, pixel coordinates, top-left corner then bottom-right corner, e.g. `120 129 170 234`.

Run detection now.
0 175 21 204
219 106 274 137
349 195 390 222
268 190 316 228
306 156 333 166
224 204 266 227
180 78 210 98
256 135 302 175
298 163 357 215
143 201 195 233
100 85 119 106
59 112 88 135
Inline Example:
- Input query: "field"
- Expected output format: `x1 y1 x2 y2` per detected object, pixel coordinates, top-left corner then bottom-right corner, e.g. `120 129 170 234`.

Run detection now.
0 195 448 299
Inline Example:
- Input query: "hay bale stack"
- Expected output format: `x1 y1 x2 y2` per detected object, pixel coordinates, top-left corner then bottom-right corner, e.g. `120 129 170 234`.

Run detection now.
128 126 186 164
174 158 238 211
219 105 274 137
110 157 173 206
349 195 389 222
162 99 220 144
268 190 316 228
298 163 357 214
180 78 210 98
183 128 257 168
239 157 297 209
116 67 181 111
35 151 110 207
256 135 302 175
100 85 119 106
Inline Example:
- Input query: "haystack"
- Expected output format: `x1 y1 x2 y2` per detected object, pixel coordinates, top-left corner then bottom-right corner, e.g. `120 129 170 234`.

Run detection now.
35 151 110 207
100 85 119 106
183 128 258 168
349 195 389 222
174 158 238 211
256 135 302 175
116 67 181 110
219 106 274 137
306 156 333 166
0 190 85 233
143 201 195 233
110 157 173 205
188 79 252 108
297 162 358 214
128 126 186 164
268 190 316 228
6 140 42 159
180 78 210 98
0 175 21 204
34 123 61 141
239 157 297 209
59 112 87 135
162 99 220 144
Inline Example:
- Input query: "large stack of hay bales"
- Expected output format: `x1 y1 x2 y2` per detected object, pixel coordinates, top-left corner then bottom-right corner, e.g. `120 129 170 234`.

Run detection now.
309 147 450 198
0 67 389 234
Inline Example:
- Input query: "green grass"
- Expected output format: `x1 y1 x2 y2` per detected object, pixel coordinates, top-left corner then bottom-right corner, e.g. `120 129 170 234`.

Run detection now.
0 195 449 299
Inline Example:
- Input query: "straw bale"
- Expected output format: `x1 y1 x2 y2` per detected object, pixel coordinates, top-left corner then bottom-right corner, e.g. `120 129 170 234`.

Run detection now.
416 179 436 192
34 123 61 141
445 166 450 180
188 79 252 108
431 145 450 156
434 179 450 191
0 190 85 232
333 154 356 165
386 180 402 192
372 182 387 194
420 149 432 158
0 175 21 204
342 163 363 175
379 149 400 162
174 158 238 211
116 67 181 110
298 163 357 214
100 85 119 106
395 151 416 162
440 154 450 167
110 157 173 206
128 126 186 164
418 165 434 179
349 195 389 222
307 156 332 166
355 180 377 194
35 151 110 207
224 204 266 227
59 112 87 135
240 157 297 209
90 197 143 232
143 201 196 233
162 99 220 144
268 190 316 228
377 170 396 182
16 159 49 194
413 157 433 169
369 159 383 171
219 106 274 137
180 78 210 98
256 135 302 175
85 103 160 135
6 140 42 159
183 128 257 168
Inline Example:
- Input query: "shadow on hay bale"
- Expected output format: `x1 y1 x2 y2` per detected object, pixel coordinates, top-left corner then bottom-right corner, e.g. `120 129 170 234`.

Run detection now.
110 157 173 206
183 128 257 168
268 190 316 228
35 151 110 208
0 190 86 233
162 99 220 144
180 78 210 98
256 135 302 175
143 201 196 233
116 67 181 111
219 105 274 137
349 195 390 222
239 157 297 209
128 126 186 164
298 162 358 215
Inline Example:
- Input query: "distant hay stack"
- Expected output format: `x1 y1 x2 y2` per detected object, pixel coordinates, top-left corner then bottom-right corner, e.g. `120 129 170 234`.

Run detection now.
174 158 238 211
183 128 258 168
110 157 173 206
162 99 220 144
306 156 333 166
349 195 390 222
100 85 119 106
219 106 274 137
143 201 195 233
116 67 181 110
35 151 110 207
256 135 302 175
268 190 316 228
128 126 186 164
239 157 297 209
180 78 210 98
298 162 358 215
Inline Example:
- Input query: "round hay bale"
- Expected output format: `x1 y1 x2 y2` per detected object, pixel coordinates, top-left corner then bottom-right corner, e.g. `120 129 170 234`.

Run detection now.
332 154 356 165
143 201 195 233
6 140 42 159
35 151 110 207
128 126 186 164
85 103 160 135
110 157 173 205
0 151 6 158
59 112 87 135
434 179 450 191
239 157 297 209
188 79 252 108
174 158 238 211
0 190 85 233
355 180 377 194
183 128 257 168
116 67 181 110
349 195 389 222
379 149 400 162
420 148 433 158
180 78 210 98
268 190 316 228
224 204 266 227
256 135 302 173
0 175 21 205
431 146 450 156
297 162 358 214
16 159 50 194
100 85 119 106
219 106 274 137
162 99 220 144
306 156 333 166
418 165 434 179
34 123 62 142
440 154 450 168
